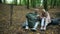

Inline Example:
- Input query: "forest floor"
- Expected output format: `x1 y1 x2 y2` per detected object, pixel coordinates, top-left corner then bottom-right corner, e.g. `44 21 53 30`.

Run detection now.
0 4 60 34
8 8 60 34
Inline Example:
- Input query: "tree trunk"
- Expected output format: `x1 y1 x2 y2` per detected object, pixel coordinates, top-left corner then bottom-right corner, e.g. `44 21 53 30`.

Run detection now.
31 0 33 7
40 0 43 7
50 0 53 8
4 0 5 3
27 0 29 9
33 0 35 8
20 0 21 5
52 0 56 8
0 0 2 3
24 0 27 5
15 0 17 5
43 0 48 11
31 0 36 8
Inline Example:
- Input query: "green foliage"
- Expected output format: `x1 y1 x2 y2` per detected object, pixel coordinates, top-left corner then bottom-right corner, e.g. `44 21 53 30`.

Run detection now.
1 0 60 8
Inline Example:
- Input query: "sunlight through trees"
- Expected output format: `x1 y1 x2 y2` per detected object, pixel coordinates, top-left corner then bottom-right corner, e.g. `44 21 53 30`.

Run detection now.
1 0 60 9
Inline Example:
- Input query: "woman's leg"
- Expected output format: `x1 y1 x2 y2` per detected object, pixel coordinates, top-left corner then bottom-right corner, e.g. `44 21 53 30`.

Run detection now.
40 18 45 30
44 18 51 30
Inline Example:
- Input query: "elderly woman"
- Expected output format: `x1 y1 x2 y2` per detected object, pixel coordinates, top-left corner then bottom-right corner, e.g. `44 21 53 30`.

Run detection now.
40 9 51 30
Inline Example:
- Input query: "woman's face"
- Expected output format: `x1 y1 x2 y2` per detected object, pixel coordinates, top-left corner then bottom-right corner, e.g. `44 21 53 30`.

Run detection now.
41 10 47 17
41 11 45 14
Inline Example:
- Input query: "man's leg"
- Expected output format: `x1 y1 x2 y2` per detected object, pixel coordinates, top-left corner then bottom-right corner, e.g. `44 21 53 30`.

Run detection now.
23 19 29 29
31 21 39 30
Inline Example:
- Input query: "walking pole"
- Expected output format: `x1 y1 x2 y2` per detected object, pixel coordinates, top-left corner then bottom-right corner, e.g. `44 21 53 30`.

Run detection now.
10 4 13 26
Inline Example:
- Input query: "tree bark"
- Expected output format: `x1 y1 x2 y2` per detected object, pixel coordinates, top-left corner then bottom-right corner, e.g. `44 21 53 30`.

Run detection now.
0 0 2 3
4 0 5 3
15 0 17 5
40 0 43 7
27 0 29 9
43 0 48 11
20 0 21 5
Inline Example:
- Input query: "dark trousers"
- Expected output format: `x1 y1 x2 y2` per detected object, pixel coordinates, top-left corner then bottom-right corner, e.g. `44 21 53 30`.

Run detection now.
49 18 60 25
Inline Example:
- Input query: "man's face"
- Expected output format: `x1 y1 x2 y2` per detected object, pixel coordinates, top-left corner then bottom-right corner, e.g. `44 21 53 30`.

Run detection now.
34 9 39 12
34 9 39 14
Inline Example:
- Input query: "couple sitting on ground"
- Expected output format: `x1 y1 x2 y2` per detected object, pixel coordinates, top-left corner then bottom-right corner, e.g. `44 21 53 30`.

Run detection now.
22 9 60 31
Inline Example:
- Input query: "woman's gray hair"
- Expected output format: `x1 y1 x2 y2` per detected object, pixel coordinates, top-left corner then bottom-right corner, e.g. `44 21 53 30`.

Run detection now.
42 9 46 12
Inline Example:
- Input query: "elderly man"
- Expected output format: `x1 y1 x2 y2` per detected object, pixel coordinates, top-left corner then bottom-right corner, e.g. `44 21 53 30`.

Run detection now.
40 9 51 31
22 9 40 31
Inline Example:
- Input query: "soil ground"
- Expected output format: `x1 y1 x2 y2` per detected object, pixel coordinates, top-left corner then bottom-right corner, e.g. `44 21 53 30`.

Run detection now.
0 4 60 34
